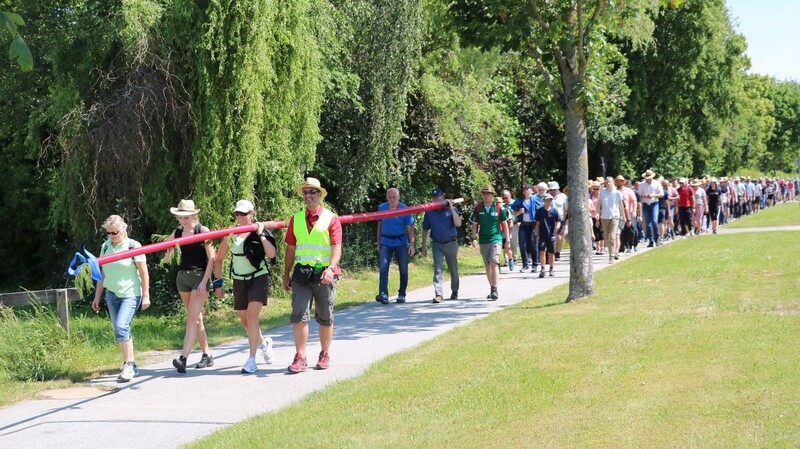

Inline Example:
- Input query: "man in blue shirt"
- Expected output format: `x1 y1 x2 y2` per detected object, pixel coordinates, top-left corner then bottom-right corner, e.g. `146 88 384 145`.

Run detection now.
511 184 537 272
535 194 561 278
421 188 462 303
376 188 416 304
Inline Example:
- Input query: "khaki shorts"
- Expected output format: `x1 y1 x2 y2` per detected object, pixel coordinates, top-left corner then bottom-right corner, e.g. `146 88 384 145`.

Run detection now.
291 279 336 326
479 243 501 266
232 274 269 311
176 269 209 293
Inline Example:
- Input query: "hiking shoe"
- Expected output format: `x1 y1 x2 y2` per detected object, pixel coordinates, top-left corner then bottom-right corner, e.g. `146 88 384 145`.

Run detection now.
118 362 137 382
396 295 406 304
288 353 308 374
538 269 545 278
195 353 214 369
450 292 458 300
508 259 516 272
241 357 258 374
316 351 330 370
172 355 187 374
549 268 554 277
488 288 498 301
260 337 274 365
647 241 654 248
375 293 389 304
432 295 443 304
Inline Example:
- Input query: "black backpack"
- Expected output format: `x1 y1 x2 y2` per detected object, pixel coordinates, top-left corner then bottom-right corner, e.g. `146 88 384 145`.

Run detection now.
230 229 278 278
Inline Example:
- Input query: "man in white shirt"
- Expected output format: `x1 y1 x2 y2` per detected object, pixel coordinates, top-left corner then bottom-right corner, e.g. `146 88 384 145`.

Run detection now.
637 169 664 247
598 177 629 264
548 181 568 261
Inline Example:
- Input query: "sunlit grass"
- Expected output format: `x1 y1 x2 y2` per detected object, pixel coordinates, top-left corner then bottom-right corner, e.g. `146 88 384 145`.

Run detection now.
187 232 800 449
724 202 800 228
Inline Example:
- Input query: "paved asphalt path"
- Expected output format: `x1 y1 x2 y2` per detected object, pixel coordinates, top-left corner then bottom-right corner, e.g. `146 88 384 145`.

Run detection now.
1 224 795 448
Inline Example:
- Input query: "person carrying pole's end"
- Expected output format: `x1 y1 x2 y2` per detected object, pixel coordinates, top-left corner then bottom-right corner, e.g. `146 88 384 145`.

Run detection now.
283 178 342 373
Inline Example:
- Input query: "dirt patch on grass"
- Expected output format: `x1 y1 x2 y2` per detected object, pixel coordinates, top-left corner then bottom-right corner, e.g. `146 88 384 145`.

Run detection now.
769 304 800 316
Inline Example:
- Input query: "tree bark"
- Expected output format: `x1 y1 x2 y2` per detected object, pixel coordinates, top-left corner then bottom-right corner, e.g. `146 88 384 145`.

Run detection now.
563 76 595 302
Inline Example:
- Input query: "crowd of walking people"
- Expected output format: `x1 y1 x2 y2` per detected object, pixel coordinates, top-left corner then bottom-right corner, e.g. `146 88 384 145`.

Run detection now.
89 174 798 382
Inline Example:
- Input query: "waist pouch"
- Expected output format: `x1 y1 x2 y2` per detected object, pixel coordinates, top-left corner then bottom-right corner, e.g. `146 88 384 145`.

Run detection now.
291 264 316 285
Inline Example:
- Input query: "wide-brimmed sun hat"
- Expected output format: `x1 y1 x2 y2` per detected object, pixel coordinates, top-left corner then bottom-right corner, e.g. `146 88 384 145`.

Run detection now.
295 177 328 198
480 183 496 195
642 169 656 179
170 199 199 216
548 181 560 190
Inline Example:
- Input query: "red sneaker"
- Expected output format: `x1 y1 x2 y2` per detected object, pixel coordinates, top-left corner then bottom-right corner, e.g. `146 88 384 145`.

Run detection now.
316 351 330 370
288 353 308 373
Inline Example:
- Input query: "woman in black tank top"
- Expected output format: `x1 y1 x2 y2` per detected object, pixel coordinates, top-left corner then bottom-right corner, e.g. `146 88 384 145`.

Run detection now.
163 199 216 373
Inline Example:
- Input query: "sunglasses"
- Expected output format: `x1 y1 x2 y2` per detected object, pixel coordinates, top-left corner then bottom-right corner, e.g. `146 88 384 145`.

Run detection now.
106 230 120 236
302 189 319 195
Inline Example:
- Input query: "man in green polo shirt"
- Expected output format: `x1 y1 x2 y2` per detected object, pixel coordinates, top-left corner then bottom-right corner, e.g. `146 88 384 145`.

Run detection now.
470 183 510 300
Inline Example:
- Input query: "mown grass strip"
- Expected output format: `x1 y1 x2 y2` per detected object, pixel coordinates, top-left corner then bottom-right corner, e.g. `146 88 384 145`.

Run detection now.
188 232 800 449
723 202 800 228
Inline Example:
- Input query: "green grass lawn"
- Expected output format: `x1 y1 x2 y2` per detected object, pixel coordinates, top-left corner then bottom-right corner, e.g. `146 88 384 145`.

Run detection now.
724 202 800 228
0 246 486 407
187 231 800 448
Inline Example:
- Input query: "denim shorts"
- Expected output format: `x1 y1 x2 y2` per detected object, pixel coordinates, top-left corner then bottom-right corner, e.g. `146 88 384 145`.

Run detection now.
105 290 142 342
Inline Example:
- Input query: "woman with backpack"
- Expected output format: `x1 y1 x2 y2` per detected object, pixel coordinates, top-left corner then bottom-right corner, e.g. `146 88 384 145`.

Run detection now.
91 215 150 382
213 199 278 374
163 199 216 374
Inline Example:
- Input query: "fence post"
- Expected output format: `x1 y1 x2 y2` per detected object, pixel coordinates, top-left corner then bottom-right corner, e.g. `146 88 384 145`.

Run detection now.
56 288 70 337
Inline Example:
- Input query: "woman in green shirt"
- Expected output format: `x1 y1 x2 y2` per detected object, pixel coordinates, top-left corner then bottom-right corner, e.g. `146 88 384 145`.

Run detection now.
91 215 150 382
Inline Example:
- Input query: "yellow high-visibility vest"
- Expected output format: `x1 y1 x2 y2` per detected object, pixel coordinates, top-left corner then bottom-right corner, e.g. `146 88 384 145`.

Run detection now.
293 208 334 266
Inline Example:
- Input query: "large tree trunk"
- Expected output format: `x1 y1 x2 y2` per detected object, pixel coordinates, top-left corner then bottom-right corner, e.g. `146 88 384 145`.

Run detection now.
564 86 595 302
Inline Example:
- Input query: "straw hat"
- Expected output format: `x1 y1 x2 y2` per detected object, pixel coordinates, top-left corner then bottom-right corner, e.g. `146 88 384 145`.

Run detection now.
295 177 328 198
642 169 656 179
170 199 199 216
690 179 703 187
615 175 626 181
480 183 496 195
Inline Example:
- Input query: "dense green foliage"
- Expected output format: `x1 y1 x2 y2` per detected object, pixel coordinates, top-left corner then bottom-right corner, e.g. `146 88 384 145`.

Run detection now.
0 0 799 294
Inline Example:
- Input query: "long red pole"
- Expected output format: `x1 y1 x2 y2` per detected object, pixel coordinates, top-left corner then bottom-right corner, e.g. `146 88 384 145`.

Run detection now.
68 199 462 280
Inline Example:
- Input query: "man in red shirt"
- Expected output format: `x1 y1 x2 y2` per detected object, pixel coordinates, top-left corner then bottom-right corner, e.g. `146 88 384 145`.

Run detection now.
283 177 343 373
676 178 695 237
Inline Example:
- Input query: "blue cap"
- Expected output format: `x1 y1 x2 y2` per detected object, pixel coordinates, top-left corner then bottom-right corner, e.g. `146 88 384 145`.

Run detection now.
431 188 444 197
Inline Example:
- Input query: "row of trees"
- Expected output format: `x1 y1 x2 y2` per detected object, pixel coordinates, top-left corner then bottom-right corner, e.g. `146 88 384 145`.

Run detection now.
1 0 799 298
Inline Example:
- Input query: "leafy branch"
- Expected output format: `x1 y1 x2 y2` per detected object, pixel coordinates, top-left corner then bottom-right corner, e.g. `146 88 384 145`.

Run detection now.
1 11 32 71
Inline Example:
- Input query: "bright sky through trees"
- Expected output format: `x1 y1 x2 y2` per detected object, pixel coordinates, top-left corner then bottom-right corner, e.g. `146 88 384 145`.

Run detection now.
727 0 800 81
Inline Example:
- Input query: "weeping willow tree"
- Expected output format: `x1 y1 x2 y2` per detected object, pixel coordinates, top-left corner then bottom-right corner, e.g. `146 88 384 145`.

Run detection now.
185 0 327 224
316 0 423 211
53 0 329 240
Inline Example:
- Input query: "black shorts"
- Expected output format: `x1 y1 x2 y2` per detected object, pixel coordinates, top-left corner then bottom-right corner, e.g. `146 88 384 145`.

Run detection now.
232 274 269 311
658 208 668 224
538 239 555 254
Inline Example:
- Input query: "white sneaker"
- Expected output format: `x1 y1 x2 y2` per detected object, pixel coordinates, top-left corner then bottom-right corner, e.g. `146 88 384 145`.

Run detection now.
241 356 258 374
260 337 274 365
118 362 137 382
520 266 531 273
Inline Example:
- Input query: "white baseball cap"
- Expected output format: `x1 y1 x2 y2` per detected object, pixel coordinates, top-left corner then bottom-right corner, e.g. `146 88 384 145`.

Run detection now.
232 199 255 214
